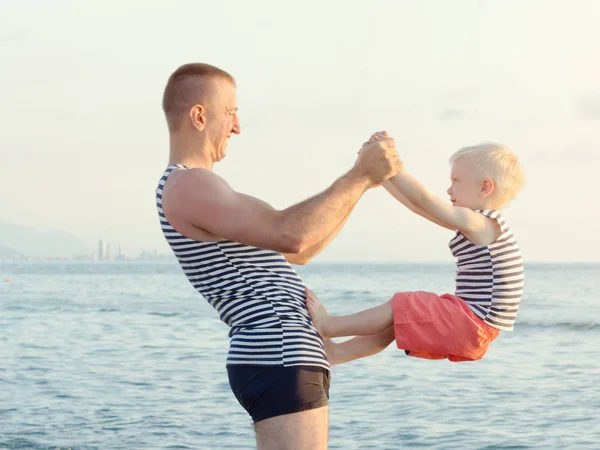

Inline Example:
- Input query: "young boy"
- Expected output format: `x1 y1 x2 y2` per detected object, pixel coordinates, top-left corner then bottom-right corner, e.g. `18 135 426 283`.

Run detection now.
308 132 525 365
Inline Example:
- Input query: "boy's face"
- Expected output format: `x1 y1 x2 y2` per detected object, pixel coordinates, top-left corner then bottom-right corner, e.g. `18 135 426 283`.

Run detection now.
447 159 486 209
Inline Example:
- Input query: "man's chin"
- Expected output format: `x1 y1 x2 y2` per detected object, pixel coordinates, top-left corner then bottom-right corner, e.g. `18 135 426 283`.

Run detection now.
216 149 227 162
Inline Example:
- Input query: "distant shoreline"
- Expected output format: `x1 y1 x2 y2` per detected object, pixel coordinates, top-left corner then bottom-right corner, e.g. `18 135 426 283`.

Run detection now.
1 259 598 265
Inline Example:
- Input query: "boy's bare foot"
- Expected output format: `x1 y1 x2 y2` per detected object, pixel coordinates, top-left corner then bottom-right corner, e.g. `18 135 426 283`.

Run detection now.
305 287 332 337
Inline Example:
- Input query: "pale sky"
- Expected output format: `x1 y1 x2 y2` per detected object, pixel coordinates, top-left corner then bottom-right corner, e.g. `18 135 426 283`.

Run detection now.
1 0 599 262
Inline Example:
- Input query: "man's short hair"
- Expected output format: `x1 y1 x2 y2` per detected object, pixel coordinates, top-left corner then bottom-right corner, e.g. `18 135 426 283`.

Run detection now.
162 63 235 132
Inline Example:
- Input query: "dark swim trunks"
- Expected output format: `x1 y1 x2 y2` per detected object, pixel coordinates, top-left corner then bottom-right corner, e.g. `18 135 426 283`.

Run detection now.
227 365 331 423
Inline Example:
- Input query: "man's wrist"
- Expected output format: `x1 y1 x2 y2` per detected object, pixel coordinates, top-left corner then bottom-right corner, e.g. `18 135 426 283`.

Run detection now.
344 167 373 191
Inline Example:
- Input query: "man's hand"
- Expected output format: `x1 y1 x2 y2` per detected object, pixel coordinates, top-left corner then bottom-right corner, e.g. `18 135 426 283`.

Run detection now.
352 134 402 187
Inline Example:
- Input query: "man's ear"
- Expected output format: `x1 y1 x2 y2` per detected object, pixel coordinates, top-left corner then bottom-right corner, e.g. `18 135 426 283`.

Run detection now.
189 104 206 131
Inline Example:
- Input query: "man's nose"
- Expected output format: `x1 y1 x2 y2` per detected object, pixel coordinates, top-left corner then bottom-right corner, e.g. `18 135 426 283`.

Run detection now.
232 116 241 135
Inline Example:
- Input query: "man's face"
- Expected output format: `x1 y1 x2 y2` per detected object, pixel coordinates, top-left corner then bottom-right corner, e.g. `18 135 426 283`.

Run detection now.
204 78 241 161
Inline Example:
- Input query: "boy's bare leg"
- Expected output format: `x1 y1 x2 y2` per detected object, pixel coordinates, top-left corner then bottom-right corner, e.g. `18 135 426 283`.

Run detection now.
324 326 395 366
306 288 394 338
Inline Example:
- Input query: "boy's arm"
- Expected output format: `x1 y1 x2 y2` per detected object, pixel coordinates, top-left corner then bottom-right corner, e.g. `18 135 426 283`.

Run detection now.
387 170 487 236
382 181 454 230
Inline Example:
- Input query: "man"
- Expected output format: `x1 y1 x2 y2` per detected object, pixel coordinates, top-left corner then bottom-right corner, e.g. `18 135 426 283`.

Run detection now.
156 63 401 450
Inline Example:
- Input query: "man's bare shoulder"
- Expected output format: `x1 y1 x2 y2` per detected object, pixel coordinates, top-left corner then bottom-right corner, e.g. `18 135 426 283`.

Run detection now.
172 166 221 184
160 168 229 242
166 167 230 199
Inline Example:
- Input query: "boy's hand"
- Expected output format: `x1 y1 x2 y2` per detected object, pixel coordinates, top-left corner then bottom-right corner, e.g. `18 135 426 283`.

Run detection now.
367 131 391 145
359 131 392 153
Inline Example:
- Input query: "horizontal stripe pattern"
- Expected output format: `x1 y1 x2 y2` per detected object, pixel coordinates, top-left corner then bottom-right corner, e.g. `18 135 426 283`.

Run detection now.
449 209 524 331
156 165 329 370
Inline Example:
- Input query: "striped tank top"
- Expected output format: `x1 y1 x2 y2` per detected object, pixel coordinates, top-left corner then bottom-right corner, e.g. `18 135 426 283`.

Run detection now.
449 209 524 331
156 165 330 370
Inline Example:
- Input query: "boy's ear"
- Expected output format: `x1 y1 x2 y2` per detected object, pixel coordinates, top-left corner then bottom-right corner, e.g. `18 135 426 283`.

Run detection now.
481 178 495 198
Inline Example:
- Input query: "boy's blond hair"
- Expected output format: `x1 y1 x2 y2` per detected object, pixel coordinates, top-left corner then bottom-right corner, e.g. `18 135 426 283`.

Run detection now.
449 142 525 207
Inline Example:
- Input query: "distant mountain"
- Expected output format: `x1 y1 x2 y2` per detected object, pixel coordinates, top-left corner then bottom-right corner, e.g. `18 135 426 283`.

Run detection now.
0 220 87 257
0 244 24 258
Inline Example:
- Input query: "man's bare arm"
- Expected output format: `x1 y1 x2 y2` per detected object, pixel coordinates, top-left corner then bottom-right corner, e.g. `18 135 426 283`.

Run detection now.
163 139 400 254
283 207 355 265
165 169 367 254
164 138 399 254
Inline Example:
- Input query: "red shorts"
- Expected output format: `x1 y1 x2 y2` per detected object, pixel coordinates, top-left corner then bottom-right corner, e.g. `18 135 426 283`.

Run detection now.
392 291 500 362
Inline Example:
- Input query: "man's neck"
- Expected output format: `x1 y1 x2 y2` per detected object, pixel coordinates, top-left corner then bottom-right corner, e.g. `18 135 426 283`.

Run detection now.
169 151 214 170
168 133 215 170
